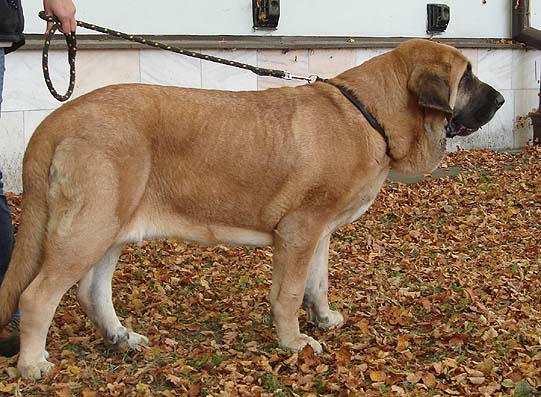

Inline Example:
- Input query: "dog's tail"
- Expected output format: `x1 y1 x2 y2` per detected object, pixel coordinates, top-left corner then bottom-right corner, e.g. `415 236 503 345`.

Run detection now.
0 131 55 327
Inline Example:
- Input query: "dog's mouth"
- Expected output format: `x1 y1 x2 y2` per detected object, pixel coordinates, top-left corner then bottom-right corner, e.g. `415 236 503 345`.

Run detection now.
445 119 479 138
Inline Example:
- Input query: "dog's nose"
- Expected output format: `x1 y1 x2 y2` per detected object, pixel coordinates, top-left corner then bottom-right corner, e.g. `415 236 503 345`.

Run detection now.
495 92 505 109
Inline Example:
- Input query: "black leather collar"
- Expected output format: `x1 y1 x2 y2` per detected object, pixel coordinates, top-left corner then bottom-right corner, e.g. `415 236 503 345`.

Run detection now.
319 78 393 160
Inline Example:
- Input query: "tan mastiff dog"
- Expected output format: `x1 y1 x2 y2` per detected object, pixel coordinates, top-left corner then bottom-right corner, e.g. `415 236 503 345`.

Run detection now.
0 39 503 378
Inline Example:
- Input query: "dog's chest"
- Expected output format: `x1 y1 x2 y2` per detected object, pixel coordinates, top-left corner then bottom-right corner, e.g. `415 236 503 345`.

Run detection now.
345 200 374 224
324 170 387 234
326 198 374 235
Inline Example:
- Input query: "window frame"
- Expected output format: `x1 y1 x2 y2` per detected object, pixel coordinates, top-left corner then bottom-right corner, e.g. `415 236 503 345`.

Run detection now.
512 0 541 48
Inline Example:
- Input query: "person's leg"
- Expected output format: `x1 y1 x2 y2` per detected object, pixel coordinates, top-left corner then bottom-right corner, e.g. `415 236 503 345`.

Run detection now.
0 174 18 357
0 175 14 283
0 47 13 278
0 46 20 357
0 48 11 279
0 42 14 281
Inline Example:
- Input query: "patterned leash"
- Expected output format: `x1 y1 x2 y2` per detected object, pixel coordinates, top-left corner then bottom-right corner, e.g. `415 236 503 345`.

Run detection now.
38 11 318 102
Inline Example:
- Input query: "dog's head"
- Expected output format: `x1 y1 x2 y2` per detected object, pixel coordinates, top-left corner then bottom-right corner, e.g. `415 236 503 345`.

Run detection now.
332 39 504 175
445 63 505 138
381 39 504 174
405 40 504 139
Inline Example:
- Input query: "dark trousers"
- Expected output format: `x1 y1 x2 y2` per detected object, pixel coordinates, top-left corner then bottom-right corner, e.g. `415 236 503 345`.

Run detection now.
0 172 17 320
0 173 13 284
0 48 12 285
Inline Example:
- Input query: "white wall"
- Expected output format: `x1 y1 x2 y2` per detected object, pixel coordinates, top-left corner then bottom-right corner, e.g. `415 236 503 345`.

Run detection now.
23 0 511 38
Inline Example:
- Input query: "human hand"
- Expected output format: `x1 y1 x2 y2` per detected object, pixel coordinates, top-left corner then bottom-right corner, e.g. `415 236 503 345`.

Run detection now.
43 0 77 34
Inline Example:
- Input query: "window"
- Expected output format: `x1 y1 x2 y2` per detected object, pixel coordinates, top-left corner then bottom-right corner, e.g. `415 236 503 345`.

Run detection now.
513 0 541 48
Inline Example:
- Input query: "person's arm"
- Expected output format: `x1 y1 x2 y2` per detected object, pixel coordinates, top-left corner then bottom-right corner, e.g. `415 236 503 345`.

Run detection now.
43 0 77 33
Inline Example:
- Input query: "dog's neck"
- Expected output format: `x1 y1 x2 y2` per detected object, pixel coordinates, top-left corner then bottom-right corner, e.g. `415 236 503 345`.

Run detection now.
331 54 448 176
317 78 394 161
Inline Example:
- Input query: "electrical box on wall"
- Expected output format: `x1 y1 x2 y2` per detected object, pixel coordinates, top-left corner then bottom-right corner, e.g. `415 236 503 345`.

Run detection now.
253 0 280 30
427 3 450 34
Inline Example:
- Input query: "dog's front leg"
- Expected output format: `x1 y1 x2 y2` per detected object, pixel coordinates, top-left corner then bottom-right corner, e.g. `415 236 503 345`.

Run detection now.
270 217 323 354
303 234 344 330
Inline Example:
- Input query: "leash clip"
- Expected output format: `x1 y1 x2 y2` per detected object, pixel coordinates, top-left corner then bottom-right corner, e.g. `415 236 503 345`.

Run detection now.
283 72 320 83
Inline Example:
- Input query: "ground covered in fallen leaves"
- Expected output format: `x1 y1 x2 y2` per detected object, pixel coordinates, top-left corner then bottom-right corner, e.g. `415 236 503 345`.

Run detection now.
1 147 540 397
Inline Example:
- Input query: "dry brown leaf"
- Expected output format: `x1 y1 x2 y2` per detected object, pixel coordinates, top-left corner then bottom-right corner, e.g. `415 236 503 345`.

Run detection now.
82 389 98 397
188 383 201 397
422 373 437 388
469 376 486 385
166 374 183 386
369 370 387 382
335 345 351 366
55 389 73 397
353 320 370 334
396 334 410 352
406 372 422 383
433 362 443 374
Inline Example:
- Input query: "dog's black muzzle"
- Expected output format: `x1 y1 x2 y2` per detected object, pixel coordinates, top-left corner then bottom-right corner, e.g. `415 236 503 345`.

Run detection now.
446 83 505 139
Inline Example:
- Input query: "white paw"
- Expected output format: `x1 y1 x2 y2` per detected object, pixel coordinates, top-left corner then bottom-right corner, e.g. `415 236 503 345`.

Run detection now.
317 310 344 330
18 359 54 380
108 327 148 350
126 332 149 349
280 333 323 354
307 308 344 330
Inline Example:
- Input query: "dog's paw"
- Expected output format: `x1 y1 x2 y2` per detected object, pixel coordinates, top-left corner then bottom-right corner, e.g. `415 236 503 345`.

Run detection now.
280 333 323 354
126 332 149 349
306 308 344 330
108 327 129 349
108 327 148 350
18 359 54 380
316 310 344 330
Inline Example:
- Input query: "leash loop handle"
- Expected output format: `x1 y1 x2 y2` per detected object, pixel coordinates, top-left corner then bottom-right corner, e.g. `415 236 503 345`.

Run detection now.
40 11 77 102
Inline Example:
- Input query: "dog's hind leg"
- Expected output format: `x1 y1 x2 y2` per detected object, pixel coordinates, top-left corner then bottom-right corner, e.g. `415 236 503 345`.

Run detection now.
17 229 120 379
77 246 148 350
17 151 128 379
303 234 344 330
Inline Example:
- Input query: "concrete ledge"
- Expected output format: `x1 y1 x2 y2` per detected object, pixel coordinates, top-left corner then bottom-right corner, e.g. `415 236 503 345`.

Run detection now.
21 34 524 51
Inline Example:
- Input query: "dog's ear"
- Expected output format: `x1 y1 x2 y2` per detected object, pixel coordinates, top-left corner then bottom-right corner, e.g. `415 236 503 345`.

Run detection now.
408 65 453 115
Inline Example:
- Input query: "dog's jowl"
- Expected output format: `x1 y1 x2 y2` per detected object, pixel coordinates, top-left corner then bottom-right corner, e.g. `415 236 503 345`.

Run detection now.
0 39 503 379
